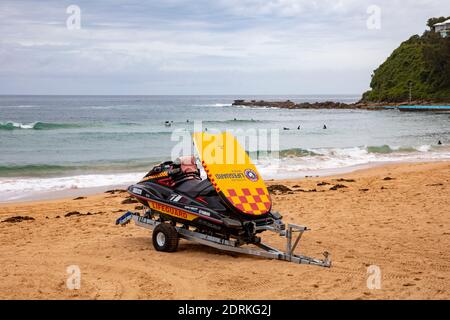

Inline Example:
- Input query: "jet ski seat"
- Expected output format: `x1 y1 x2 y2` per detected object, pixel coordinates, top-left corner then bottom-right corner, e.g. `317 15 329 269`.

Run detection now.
175 179 215 198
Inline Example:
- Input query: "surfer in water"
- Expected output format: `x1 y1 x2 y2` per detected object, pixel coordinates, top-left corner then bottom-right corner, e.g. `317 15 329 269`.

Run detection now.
323 124 327 129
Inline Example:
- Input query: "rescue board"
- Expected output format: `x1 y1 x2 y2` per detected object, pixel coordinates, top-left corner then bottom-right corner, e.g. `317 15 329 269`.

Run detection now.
192 132 272 216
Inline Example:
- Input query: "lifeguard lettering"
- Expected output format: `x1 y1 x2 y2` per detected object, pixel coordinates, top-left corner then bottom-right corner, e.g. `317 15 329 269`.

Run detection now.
149 201 189 219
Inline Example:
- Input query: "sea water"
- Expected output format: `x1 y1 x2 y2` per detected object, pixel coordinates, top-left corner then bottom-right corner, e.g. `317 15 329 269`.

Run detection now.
1 95 449 201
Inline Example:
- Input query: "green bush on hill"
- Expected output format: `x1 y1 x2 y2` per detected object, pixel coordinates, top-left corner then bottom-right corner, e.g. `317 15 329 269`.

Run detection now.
362 17 450 103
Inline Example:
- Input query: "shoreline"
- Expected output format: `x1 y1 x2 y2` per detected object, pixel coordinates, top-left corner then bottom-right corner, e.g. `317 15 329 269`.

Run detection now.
0 184 131 205
2 159 449 205
1 160 449 299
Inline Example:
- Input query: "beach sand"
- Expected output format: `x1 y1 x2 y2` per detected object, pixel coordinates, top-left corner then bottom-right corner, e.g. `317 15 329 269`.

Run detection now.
1 161 449 300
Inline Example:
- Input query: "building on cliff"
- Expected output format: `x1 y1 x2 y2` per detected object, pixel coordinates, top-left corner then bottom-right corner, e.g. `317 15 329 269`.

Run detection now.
433 19 450 37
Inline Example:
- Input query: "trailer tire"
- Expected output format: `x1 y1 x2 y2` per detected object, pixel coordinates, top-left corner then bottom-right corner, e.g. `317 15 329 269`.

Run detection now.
152 223 179 252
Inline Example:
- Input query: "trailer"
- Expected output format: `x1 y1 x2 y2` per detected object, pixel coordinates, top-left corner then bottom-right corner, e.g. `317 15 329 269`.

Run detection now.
116 211 331 268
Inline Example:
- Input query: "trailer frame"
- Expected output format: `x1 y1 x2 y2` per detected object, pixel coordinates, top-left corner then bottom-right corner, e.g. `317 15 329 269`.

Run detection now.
116 211 331 268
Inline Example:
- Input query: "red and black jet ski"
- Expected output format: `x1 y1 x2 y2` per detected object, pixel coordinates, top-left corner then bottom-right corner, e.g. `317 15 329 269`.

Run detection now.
127 156 283 243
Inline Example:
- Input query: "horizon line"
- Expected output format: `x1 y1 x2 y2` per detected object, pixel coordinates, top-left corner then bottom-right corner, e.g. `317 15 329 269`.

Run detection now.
0 93 363 97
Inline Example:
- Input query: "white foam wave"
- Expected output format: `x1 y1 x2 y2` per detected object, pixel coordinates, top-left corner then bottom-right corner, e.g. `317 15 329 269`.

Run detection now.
256 146 450 179
0 172 144 202
232 105 281 110
2 145 449 202
417 145 432 152
0 121 36 129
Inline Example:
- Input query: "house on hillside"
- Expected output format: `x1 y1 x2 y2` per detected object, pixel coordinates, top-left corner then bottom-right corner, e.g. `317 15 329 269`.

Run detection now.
433 19 450 37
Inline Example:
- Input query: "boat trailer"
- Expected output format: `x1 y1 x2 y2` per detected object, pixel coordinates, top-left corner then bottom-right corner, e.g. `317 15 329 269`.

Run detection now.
116 211 331 268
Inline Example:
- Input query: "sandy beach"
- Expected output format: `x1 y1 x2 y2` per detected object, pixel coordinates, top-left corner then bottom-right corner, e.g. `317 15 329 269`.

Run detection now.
1 161 449 300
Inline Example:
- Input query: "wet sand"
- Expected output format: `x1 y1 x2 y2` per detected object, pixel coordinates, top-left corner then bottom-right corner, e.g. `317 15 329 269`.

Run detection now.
0 161 449 300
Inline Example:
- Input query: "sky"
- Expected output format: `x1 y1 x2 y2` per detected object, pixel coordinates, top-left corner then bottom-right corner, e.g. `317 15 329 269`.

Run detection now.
0 0 449 95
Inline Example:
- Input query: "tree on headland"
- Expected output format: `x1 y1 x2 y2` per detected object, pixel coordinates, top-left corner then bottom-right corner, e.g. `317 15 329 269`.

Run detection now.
362 17 450 103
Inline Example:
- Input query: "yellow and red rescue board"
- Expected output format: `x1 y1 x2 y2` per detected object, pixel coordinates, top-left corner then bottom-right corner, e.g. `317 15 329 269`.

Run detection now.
192 132 272 216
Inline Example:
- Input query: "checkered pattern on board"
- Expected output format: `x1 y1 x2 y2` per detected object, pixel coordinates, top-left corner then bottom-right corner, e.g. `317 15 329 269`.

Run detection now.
225 188 271 215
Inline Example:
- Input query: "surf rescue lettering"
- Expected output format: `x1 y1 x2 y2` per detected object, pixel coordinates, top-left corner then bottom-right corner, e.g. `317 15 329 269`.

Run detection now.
215 172 245 180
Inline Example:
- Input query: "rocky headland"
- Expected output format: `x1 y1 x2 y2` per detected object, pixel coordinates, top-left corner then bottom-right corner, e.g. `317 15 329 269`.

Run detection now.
231 99 446 110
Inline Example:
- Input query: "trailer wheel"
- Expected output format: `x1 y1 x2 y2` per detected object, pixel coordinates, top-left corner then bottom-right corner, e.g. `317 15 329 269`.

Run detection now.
152 223 179 252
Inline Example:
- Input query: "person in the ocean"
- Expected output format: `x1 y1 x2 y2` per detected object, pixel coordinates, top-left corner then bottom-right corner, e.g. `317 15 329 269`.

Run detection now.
165 121 171 127
438 140 442 145
283 127 290 131
323 124 327 129
297 125 301 130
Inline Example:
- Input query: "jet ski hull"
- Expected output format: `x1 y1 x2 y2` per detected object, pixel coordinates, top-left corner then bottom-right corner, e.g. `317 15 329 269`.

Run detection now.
127 182 277 241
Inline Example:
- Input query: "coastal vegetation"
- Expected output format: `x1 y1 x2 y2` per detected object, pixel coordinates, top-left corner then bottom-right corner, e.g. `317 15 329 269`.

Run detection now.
362 17 450 103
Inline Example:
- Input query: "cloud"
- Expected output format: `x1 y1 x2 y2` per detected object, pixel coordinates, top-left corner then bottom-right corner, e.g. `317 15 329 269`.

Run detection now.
217 0 364 18
0 0 449 94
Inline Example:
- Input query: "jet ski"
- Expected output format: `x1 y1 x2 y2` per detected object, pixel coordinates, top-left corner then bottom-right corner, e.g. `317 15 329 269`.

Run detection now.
127 155 283 243
118 132 331 267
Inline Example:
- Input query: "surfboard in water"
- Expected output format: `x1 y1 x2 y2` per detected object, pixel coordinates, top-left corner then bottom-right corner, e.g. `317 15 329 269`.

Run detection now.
192 132 272 216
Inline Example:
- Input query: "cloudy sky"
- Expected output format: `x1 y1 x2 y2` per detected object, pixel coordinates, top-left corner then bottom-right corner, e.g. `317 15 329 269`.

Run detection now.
1 0 449 95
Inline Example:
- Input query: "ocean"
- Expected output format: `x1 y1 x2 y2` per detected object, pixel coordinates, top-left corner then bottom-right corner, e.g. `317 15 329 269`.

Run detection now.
1 95 449 202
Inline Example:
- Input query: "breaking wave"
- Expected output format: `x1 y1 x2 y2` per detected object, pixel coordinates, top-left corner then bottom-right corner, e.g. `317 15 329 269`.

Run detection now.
279 148 321 157
367 145 431 154
0 121 85 130
0 159 160 178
